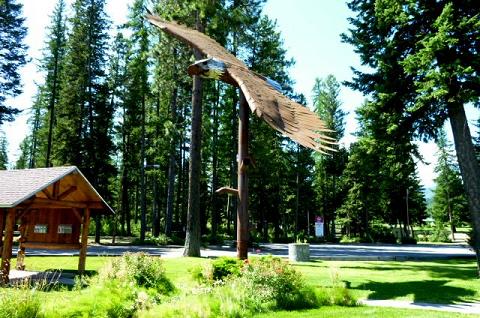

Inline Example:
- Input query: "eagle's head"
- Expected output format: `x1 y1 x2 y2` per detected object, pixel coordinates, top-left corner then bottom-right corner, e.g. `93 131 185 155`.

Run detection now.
187 58 226 80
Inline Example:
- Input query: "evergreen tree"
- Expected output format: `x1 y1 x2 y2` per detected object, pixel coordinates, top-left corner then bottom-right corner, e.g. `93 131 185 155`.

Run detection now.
338 99 426 240
54 0 114 242
43 0 67 167
0 130 7 169
432 129 469 237
312 75 347 238
0 0 28 125
16 0 67 170
343 0 480 274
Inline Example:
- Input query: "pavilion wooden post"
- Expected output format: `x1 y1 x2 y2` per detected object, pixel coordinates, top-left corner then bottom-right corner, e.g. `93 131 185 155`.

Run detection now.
237 91 249 259
0 208 5 248
78 208 91 274
16 220 26 270
1 209 16 285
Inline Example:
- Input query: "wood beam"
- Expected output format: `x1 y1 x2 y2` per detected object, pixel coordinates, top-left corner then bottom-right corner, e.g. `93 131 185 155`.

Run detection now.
41 189 53 200
52 181 60 199
215 187 239 196
1 209 15 285
23 242 82 250
57 186 77 200
20 197 103 210
78 208 90 274
0 209 5 247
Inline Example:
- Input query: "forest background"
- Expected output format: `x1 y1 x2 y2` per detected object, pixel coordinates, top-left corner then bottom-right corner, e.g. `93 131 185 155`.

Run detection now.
0 0 478 256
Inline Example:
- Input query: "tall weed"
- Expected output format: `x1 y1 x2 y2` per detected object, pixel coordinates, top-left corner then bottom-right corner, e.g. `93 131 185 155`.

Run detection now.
0 281 43 318
44 253 175 318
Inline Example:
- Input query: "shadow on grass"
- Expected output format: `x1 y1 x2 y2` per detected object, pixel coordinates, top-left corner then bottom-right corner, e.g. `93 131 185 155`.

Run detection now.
43 268 97 277
291 260 325 268
356 280 476 304
340 259 477 280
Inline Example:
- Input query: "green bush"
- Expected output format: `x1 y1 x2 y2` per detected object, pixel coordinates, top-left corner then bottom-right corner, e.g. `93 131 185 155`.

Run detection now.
400 236 417 245
211 257 242 281
98 252 175 294
429 225 451 243
0 284 42 318
368 225 397 244
238 256 319 310
316 270 357 307
191 257 243 284
45 253 175 318
201 234 226 245
45 280 137 318
340 235 361 243
132 234 171 246
144 256 357 317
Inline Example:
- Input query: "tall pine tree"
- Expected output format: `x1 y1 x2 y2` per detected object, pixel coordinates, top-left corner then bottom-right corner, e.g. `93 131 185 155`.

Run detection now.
0 0 27 125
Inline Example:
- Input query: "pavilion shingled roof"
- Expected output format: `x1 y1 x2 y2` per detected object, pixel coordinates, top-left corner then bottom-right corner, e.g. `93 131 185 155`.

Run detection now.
0 166 113 213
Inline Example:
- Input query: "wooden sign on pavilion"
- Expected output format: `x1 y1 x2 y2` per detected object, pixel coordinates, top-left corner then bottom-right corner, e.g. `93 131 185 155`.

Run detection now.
0 166 113 284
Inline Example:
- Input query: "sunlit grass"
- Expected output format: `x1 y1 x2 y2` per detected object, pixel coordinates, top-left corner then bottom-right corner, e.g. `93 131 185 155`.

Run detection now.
254 306 480 318
5 256 480 317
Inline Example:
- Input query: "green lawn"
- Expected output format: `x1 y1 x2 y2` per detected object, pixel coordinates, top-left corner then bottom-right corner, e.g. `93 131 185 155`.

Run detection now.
8 256 480 317
291 259 480 304
254 306 479 318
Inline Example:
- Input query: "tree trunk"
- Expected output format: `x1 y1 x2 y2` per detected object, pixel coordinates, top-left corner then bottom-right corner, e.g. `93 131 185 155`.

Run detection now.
448 103 480 276
184 13 204 256
140 95 147 242
46 46 60 168
211 83 220 237
183 71 203 257
165 86 178 237
175 136 184 228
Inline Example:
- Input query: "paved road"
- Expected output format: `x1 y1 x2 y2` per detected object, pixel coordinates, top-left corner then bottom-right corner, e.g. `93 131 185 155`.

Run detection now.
14 242 475 260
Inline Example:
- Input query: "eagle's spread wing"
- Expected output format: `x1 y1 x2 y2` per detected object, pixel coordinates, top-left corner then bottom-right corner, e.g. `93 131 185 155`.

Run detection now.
146 14 336 153
226 64 335 152
147 15 242 67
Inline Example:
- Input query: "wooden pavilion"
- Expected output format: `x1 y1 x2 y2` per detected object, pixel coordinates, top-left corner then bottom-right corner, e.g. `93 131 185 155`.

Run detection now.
0 166 113 284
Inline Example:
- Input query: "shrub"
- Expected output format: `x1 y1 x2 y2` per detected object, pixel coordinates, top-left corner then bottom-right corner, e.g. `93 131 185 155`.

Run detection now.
340 235 361 243
429 225 451 243
132 234 171 246
211 257 242 281
400 236 417 244
238 256 319 310
0 283 42 318
191 257 243 285
368 225 397 244
316 270 358 307
144 256 358 317
201 234 226 246
45 253 175 318
98 252 175 294
44 279 137 318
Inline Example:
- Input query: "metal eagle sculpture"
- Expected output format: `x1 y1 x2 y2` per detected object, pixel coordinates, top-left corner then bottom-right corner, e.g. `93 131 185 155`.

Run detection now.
146 14 336 153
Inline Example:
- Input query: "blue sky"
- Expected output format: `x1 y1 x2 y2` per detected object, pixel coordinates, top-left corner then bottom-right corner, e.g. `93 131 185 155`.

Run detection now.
7 0 477 189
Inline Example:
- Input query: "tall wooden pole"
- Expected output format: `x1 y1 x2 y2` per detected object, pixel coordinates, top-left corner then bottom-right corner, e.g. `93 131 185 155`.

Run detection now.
237 91 249 259
78 208 91 274
1 209 15 285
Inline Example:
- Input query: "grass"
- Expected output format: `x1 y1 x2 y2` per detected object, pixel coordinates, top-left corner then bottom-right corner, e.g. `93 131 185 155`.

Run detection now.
291 259 480 304
254 306 480 318
5 256 480 317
